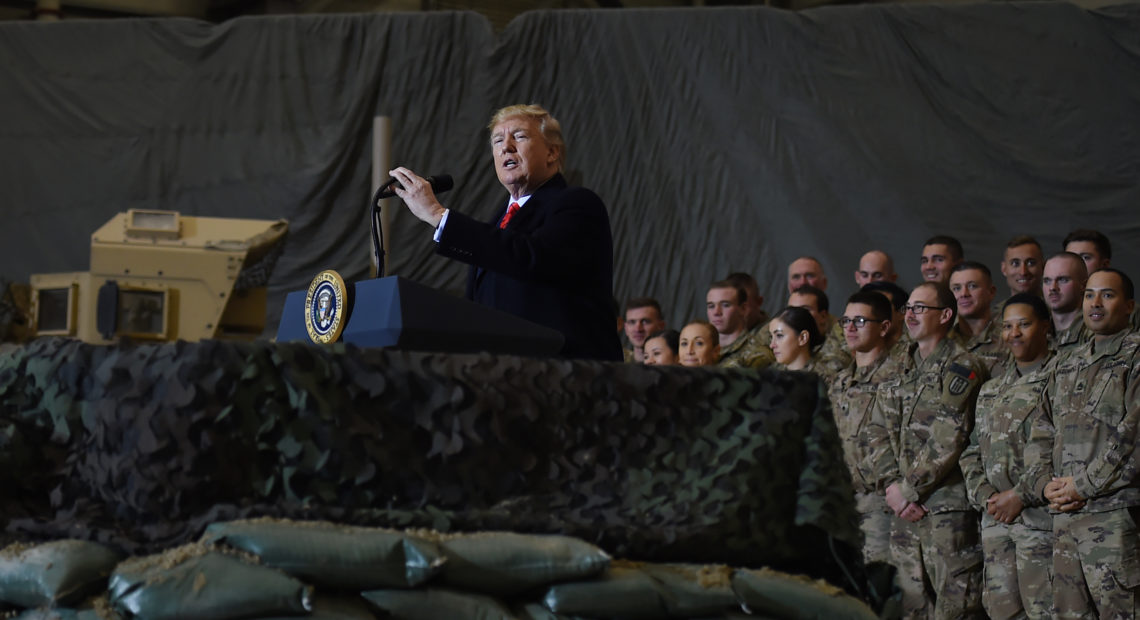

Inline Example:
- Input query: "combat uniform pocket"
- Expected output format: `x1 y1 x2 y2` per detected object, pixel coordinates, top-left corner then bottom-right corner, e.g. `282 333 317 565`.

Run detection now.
1082 369 1125 425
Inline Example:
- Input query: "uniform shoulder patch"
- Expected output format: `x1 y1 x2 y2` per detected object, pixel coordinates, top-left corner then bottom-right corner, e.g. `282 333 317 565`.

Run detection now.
946 361 978 397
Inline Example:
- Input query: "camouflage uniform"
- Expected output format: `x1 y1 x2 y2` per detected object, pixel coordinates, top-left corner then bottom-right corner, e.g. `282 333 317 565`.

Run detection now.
950 314 1010 379
1049 329 1140 618
959 357 1055 619
865 337 987 619
718 322 775 370
773 357 836 385
828 351 905 564
1049 318 1090 356
814 318 852 376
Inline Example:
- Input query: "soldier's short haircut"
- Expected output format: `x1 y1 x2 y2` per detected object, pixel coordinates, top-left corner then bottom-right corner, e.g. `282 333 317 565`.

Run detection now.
1090 268 1135 301
1003 293 1051 322
923 235 964 261
1063 229 1112 259
790 284 829 313
645 328 680 355
846 291 893 322
624 297 663 318
861 281 908 312
772 305 825 350
725 272 758 291
914 281 958 323
709 280 747 305
1005 235 1042 251
1045 251 1089 281
950 260 992 281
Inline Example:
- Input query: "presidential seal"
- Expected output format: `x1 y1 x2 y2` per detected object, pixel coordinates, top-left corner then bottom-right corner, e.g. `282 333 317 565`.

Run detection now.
305 270 349 344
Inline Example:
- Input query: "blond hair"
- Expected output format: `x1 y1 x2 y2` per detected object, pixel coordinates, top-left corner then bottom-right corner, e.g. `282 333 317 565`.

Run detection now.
487 104 565 169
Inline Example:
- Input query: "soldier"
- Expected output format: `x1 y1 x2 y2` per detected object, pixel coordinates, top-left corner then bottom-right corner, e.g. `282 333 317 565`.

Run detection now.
706 280 774 369
865 281 986 619
789 285 851 375
863 280 911 354
1042 252 1089 353
920 235 964 285
829 290 901 566
1044 268 1140 618
787 256 828 294
948 261 1009 376
855 250 899 288
768 306 828 379
1063 228 1140 332
725 271 770 331
959 294 1055 619
1062 228 1112 274
622 297 666 362
999 236 1045 300
678 320 720 368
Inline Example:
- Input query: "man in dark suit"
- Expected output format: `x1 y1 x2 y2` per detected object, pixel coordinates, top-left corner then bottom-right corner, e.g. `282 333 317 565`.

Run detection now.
387 104 622 360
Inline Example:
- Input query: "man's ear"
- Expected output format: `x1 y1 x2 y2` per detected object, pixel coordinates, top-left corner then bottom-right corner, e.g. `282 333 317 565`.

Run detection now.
940 307 954 326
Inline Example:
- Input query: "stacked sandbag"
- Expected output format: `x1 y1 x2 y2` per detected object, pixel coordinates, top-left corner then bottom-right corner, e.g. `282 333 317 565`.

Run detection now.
201 518 445 590
0 522 879 619
0 541 122 610
107 542 311 619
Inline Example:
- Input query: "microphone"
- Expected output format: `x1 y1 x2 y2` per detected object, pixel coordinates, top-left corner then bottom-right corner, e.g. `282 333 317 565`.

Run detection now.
375 174 454 201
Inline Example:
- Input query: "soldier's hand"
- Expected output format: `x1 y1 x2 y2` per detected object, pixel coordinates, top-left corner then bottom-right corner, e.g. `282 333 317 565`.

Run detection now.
986 489 1023 524
1044 476 1083 511
884 483 908 516
899 502 927 522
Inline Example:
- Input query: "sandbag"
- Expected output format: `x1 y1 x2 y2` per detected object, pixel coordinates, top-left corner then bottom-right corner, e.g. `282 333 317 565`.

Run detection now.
202 518 444 590
731 568 877 620
12 608 115 620
431 531 610 596
108 544 311 620
542 565 671 619
252 595 377 619
513 602 585 620
0 540 123 608
361 587 516 620
640 563 740 617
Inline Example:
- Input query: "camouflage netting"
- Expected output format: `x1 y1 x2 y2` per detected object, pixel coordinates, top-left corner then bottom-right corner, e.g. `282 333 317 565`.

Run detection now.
0 339 862 593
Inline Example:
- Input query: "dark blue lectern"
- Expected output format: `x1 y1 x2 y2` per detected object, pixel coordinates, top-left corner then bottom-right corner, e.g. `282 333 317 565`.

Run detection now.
276 276 565 356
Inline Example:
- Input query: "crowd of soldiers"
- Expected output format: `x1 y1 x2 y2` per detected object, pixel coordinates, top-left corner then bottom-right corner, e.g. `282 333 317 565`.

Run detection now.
618 229 1139 619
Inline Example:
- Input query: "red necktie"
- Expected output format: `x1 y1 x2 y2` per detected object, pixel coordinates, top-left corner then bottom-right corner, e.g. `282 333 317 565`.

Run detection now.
499 202 520 229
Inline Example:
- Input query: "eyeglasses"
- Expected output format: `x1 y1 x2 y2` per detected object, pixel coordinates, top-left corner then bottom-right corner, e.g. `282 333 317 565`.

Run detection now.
903 303 948 315
838 316 885 329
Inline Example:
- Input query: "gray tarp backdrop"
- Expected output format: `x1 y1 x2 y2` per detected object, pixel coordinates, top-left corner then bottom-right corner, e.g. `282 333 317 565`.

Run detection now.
1 3 1138 336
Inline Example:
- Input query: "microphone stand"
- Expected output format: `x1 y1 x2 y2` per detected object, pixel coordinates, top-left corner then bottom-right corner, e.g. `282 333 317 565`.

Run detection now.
370 184 388 279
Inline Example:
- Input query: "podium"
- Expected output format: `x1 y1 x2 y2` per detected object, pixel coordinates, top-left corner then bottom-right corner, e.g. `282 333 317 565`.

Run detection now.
276 276 565 356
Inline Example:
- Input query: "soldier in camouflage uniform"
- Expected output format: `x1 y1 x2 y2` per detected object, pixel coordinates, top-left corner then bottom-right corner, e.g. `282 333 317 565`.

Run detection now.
1045 268 1140 618
996 235 1045 302
865 281 987 619
1063 228 1140 332
719 321 776 369
1043 251 1090 354
862 280 912 355
959 294 1055 619
829 291 902 565
706 280 774 369
788 285 851 376
725 272 771 334
621 298 666 363
949 261 1011 377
